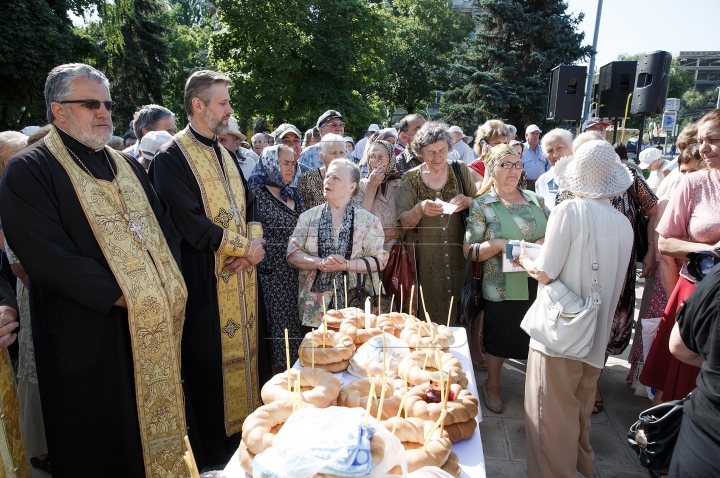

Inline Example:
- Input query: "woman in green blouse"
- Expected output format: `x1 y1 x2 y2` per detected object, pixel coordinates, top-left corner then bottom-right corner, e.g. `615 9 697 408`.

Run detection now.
463 144 548 414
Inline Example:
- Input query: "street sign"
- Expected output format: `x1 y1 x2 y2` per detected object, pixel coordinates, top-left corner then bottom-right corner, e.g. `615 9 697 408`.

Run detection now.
662 111 677 131
665 98 681 111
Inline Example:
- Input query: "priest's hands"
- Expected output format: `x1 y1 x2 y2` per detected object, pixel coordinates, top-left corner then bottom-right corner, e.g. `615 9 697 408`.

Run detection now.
247 238 266 266
0 306 19 350
115 295 128 309
224 257 251 273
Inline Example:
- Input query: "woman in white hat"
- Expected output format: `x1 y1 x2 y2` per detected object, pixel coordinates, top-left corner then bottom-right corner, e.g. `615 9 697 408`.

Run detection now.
639 147 671 191
515 140 634 478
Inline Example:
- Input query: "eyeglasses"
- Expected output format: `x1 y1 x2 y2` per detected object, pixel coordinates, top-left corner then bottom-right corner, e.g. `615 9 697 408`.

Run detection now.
59 99 117 112
498 162 524 170
321 121 345 129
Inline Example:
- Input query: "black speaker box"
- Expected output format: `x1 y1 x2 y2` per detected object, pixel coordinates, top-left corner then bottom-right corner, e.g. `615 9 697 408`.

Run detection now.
598 61 637 118
630 51 672 116
547 65 587 121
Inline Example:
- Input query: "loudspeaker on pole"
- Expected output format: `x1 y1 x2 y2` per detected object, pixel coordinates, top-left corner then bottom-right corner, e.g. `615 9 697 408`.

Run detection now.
598 61 637 118
630 51 672 116
547 65 587 121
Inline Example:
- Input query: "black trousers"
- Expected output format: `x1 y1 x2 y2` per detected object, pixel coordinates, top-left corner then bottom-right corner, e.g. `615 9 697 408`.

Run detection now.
669 414 720 477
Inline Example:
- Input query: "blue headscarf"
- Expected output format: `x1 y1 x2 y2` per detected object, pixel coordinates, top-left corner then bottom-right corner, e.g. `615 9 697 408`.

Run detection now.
247 145 302 203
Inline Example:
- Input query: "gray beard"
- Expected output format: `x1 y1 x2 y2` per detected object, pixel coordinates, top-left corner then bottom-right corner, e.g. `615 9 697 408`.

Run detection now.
205 110 229 135
65 115 112 150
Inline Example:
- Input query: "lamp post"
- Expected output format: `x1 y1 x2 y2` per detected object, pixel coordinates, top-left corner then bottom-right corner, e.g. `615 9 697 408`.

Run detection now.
582 0 603 122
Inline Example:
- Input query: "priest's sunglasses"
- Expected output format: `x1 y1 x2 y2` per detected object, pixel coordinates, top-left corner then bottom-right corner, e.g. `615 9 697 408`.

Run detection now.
59 99 117 112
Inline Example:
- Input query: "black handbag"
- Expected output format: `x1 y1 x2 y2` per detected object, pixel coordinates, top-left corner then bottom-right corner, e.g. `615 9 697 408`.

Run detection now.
456 243 483 326
348 257 392 315
627 395 689 474
626 177 650 260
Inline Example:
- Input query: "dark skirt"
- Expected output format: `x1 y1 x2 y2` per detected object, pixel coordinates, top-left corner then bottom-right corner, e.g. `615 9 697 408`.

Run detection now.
483 278 538 360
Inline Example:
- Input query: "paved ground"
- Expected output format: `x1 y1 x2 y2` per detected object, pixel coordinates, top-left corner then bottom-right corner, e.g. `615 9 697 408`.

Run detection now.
477 282 652 477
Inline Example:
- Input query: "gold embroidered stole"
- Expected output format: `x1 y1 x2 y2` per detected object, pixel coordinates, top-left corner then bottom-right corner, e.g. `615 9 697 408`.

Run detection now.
46 127 188 478
0 350 30 478
174 128 261 436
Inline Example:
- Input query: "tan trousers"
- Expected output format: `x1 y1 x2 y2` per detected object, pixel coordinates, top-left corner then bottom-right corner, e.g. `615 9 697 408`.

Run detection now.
525 348 602 478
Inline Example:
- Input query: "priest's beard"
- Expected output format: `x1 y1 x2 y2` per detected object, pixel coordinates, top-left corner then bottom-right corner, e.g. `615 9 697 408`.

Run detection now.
66 111 113 150
204 108 229 136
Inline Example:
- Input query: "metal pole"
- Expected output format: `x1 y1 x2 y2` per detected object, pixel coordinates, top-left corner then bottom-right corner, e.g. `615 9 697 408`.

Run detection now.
635 115 646 164
716 86 720 109
582 0 603 122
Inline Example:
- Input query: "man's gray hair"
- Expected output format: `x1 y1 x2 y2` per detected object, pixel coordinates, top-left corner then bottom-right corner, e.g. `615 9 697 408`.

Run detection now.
132 105 174 140
184 70 233 117
45 63 110 123
319 133 346 156
328 158 361 197
541 128 574 155
506 124 517 137
411 122 453 156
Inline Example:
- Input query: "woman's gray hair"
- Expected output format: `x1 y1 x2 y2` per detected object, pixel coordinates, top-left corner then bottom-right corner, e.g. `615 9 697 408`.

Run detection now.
572 131 604 153
319 133 346 157
540 128 574 155
45 63 110 123
328 158 361 196
251 133 267 143
411 122 453 157
132 105 174 140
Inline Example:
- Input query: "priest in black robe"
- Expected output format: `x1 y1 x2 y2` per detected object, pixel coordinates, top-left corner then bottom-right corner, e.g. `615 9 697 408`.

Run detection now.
0 64 187 477
150 70 267 468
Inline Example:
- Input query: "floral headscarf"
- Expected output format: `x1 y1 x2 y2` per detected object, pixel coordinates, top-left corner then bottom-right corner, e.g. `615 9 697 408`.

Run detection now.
247 145 302 203
366 140 402 195
479 143 521 195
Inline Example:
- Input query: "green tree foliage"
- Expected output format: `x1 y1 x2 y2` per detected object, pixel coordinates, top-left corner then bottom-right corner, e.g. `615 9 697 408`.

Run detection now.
439 0 593 132
667 60 695 100
0 0 80 129
382 0 474 115
210 0 390 135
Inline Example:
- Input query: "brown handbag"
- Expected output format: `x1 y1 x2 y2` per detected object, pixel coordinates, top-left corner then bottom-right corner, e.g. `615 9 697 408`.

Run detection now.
381 232 418 314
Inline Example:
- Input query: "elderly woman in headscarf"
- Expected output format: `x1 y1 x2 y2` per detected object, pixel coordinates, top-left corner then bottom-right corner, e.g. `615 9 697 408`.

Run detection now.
464 144 548 414
248 145 307 372
354 140 403 251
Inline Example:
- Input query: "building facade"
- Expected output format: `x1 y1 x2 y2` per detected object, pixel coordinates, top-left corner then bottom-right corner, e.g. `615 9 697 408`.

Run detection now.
675 51 720 93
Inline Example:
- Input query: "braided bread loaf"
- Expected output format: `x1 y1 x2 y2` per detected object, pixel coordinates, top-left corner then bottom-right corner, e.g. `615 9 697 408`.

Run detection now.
405 383 478 426
397 350 468 389
261 367 341 408
297 329 356 372
400 321 454 351
380 417 452 472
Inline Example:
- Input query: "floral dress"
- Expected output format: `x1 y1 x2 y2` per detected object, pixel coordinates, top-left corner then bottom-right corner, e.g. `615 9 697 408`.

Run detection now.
287 204 388 327
298 168 325 210
253 186 306 366
354 178 402 251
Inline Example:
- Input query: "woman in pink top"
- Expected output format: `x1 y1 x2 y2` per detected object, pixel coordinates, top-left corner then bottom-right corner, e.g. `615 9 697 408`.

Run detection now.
640 109 720 402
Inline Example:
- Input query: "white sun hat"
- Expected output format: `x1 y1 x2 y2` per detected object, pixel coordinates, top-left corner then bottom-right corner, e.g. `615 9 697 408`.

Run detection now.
554 140 632 199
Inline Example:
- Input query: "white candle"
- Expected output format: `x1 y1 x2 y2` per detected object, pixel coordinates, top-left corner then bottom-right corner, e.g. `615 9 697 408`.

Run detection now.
364 297 371 330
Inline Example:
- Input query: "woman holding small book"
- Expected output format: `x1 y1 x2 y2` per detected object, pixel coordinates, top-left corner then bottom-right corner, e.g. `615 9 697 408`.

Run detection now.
463 144 548 414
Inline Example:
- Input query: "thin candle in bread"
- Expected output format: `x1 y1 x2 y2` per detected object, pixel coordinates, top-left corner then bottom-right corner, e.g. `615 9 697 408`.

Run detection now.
322 296 327 349
390 294 395 313
311 328 315 370
285 328 291 392
420 285 430 323
447 296 454 328
376 376 387 421
400 284 404 314
365 376 376 428
423 408 447 451
344 274 348 309
364 297 372 330
409 285 415 317
334 277 338 309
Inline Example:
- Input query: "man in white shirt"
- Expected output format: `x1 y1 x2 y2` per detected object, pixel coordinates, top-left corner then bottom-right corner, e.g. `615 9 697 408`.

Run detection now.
353 123 380 161
448 126 475 164
218 116 258 179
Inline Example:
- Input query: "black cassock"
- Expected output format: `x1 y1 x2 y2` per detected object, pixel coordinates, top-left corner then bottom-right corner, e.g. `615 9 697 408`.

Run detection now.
150 126 271 468
0 127 182 477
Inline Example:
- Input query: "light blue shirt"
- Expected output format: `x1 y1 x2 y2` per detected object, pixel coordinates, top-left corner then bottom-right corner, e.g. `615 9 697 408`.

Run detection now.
535 167 559 212
521 143 551 180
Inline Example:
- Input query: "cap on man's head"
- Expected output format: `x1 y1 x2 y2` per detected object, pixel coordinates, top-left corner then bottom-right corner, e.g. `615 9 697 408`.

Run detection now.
525 124 542 134
581 118 610 133
367 124 380 132
343 136 355 144
316 110 343 129
140 130 173 161
448 126 464 134
638 147 663 169
227 117 247 142
274 123 303 140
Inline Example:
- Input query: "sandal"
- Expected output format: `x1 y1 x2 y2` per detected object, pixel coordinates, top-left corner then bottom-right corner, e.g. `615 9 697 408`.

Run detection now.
592 388 603 414
472 358 488 371
31 456 51 474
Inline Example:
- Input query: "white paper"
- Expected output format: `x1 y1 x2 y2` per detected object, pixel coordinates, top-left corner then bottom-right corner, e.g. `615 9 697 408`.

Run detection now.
502 240 542 273
434 198 459 214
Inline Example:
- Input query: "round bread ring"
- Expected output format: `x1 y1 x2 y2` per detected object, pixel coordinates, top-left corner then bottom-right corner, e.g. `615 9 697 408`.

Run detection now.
339 314 382 345
337 377 406 420
297 330 356 370
241 399 315 455
321 310 345 330
443 418 477 443
380 417 452 472
376 312 417 338
406 383 478 425
238 440 255 475
400 321 453 351
261 367 341 408
398 350 468 389
441 452 461 478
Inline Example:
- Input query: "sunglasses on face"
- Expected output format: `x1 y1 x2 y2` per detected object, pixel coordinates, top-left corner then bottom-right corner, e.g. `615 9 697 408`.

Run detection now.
59 99 117 112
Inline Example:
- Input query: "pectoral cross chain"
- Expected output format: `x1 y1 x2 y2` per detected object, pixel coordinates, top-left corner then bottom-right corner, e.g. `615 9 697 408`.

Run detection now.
127 220 148 250
229 201 241 227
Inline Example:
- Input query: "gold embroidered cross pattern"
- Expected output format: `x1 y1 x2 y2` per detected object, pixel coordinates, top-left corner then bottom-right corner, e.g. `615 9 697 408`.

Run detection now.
222 318 242 338
214 208 234 228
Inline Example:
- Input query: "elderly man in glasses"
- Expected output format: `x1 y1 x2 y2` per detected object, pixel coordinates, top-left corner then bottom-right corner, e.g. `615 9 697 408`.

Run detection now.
297 110 351 169
0 63 188 476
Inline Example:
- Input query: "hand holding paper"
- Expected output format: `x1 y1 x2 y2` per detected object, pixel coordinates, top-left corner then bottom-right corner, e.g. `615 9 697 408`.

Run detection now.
433 198 459 214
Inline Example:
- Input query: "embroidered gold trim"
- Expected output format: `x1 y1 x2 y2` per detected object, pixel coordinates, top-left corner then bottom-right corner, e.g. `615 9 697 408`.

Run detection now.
0 350 30 478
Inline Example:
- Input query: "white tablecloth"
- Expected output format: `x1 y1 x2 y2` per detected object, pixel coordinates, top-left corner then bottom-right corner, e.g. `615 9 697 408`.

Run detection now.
222 327 486 478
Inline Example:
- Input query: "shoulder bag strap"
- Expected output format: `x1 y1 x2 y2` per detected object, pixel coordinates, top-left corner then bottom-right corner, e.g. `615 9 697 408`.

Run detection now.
463 243 475 284
583 201 601 307
450 160 466 197
360 257 377 296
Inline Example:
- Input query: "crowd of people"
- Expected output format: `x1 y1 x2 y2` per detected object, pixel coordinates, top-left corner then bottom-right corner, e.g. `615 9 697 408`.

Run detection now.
0 61 717 478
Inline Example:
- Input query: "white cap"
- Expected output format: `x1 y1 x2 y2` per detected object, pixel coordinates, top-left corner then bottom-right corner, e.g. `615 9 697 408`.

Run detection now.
343 136 355 144
525 124 542 134
448 125 464 134
140 130 173 161
227 117 247 141
367 124 380 132
638 147 662 169
20 126 40 136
